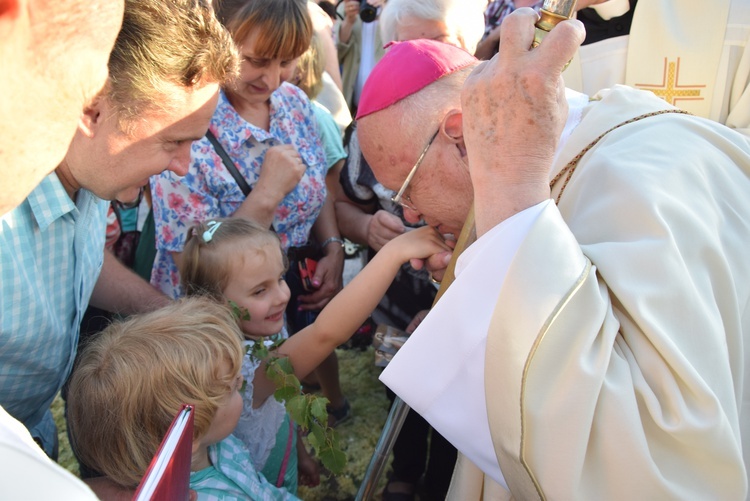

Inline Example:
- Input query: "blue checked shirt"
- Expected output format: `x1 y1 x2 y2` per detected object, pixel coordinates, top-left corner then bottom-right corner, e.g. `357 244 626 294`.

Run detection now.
190 434 299 500
0 173 106 452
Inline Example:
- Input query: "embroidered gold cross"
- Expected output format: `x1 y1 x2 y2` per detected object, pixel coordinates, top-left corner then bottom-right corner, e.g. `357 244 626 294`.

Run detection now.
635 57 705 106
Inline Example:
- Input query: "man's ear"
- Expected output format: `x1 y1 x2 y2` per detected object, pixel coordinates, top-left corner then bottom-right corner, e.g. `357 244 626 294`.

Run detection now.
440 109 467 158
79 95 104 138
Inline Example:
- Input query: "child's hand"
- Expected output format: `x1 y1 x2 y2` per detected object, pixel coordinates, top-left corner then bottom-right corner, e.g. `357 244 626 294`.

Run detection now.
385 226 452 263
297 446 321 487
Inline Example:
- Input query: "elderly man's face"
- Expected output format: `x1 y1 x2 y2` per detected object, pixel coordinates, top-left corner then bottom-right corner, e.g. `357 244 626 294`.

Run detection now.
358 112 473 237
62 82 220 202
0 0 124 215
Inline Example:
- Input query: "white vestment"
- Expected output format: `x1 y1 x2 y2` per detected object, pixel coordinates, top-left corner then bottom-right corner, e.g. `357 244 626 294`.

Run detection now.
565 0 750 135
382 85 750 499
0 405 98 499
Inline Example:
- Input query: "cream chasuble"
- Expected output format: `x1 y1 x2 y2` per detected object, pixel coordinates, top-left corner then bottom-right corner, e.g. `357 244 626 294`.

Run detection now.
564 0 750 135
383 86 750 500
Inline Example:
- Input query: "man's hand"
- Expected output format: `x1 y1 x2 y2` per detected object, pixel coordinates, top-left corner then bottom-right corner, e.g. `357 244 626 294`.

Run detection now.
461 8 585 235
367 210 405 251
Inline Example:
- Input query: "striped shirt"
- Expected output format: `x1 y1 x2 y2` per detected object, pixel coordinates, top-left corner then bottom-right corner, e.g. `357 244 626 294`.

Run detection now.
0 173 106 453
190 434 299 500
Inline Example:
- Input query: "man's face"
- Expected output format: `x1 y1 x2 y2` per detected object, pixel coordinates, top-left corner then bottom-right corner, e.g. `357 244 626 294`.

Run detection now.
67 82 220 202
358 111 473 237
0 0 124 215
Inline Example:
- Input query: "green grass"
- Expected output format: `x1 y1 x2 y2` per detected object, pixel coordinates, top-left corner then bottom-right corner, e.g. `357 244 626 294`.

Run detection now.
53 346 392 500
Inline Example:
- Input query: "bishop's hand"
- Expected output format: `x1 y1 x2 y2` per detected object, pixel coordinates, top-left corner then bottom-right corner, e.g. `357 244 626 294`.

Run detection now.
460 8 584 236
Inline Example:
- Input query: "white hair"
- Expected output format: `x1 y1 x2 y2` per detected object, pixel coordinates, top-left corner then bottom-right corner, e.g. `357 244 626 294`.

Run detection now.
380 0 485 54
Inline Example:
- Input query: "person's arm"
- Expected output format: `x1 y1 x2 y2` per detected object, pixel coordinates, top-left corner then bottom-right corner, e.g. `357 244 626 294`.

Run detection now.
296 192 344 310
288 227 447 360
334 195 376 246
337 0 360 46
339 205 406 253
461 10 584 235
296 431 320 487
309 1 344 91
89 250 170 315
334 173 406 251
296 106 346 310
252 226 450 402
333 137 407 250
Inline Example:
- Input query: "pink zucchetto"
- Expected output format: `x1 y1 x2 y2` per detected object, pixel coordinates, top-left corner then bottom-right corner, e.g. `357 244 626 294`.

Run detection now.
355 39 478 120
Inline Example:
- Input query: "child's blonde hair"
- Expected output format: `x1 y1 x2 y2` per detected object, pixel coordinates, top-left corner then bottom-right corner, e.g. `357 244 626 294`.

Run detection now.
67 297 245 488
180 217 287 298
295 32 325 100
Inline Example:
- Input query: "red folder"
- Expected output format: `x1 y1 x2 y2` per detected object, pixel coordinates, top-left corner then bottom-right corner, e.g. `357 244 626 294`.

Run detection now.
133 404 195 501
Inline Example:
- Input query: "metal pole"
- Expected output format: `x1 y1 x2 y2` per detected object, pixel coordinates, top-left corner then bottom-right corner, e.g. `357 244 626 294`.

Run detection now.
355 395 411 501
356 209 477 501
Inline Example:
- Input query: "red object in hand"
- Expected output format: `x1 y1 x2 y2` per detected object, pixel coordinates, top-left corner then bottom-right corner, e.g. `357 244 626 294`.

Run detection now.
299 258 318 291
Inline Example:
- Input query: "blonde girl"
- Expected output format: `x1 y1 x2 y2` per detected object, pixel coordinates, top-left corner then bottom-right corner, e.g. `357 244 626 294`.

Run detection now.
180 217 449 489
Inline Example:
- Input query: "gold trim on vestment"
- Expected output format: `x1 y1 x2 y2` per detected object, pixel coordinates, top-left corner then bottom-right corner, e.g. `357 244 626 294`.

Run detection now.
519 260 592 500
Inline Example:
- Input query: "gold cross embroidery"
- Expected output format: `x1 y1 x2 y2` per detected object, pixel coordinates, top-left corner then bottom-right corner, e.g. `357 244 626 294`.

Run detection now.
634 57 705 106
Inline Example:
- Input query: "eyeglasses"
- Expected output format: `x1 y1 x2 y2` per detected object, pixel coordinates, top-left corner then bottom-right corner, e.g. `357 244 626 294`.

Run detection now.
391 129 439 211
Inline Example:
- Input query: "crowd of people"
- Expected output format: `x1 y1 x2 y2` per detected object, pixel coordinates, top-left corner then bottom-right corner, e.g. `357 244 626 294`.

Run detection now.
2 0 750 500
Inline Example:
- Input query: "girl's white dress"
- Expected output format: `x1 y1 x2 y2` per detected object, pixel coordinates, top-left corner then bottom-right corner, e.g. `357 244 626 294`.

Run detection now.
232 330 288 470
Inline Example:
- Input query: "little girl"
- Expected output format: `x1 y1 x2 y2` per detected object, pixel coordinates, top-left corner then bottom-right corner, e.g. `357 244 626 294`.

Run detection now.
66 297 299 500
179 217 449 491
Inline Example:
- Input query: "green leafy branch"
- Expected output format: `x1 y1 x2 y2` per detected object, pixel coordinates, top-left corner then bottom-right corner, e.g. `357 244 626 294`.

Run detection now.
230 301 347 474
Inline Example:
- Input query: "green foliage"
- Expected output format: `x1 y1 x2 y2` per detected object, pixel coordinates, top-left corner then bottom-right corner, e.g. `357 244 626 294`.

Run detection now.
254 343 346 475
231 301 347 475
229 300 251 322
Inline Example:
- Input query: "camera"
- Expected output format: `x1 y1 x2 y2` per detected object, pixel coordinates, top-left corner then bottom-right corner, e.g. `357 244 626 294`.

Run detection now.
359 1 377 23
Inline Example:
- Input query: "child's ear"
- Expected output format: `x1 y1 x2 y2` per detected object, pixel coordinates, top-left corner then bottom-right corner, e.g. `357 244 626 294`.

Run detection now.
191 441 200 453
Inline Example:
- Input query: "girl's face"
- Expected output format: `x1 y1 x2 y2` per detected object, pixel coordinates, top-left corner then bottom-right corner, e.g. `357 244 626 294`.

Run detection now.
230 30 299 107
223 242 291 338
201 365 244 447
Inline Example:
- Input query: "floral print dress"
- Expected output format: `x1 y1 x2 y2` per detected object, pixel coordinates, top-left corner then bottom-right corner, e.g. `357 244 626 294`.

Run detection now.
150 84 327 298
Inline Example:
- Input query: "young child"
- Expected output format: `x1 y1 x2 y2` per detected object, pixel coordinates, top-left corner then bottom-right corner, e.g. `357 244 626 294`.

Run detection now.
180 217 449 491
66 297 299 500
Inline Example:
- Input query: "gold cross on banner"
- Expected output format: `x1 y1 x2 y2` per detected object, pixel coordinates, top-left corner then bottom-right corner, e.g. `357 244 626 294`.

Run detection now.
634 57 705 106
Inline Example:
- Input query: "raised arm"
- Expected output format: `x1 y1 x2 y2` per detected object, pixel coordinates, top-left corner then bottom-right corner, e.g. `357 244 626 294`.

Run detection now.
461 9 584 236
252 226 449 403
